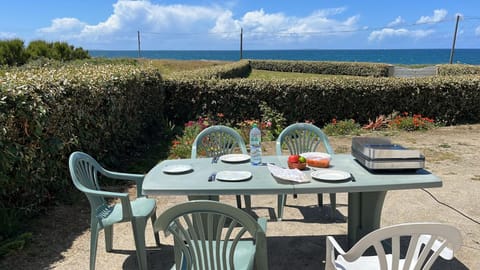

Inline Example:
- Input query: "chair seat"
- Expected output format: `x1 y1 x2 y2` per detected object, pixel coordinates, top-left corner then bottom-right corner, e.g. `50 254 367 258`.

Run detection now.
172 240 256 270
336 254 404 270
101 197 157 227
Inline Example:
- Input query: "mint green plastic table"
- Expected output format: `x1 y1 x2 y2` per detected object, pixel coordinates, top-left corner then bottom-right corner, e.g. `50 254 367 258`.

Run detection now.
143 154 442 245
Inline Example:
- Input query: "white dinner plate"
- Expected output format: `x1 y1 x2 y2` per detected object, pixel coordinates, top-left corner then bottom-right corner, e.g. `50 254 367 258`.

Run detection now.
311 169 351 181
300 152 331 160
162 164 193 174
219 154 250 163
216 171 252 182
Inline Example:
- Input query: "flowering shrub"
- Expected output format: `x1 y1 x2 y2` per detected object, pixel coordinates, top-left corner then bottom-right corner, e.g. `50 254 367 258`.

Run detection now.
168 117 210 159
363 112 437 132
323 118 362 136
389 112 435 131
169 106 286 158
236 103 286 143
236 119 275 143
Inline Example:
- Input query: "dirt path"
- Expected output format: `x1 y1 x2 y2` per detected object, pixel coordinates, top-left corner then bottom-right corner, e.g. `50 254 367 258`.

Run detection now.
2 124 480 269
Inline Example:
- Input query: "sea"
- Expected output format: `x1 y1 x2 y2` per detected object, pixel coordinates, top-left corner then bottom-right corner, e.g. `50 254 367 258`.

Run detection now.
89 49 480 65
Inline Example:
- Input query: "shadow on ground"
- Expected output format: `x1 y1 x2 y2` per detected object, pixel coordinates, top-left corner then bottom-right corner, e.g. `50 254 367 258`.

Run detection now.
0 196 92 270
121 233 468 270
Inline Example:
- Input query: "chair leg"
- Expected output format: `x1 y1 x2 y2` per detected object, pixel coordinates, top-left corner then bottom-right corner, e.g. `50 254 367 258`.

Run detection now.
90 223 100 270
150 212 161 246
317 193 324 208
277 194 286 221
235 195 242 208
244 195 252 211
329 193 337 222
104 225 113 252
131 218 148 270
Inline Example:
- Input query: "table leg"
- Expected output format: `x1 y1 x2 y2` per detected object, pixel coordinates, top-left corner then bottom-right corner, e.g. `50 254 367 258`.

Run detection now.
347 191 387 247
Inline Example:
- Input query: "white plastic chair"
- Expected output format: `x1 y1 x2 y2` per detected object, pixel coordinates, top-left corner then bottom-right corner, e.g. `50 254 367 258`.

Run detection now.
325 222 462 270
191 125 251 210
69 151 160 270
155 200 268 270
276 122 335 220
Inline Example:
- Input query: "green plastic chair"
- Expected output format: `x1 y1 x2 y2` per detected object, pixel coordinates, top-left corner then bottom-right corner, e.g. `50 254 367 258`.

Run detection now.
69 151 160 270
325 222 462 270
275 123 336 220
155 200 268 270
191 125 251 210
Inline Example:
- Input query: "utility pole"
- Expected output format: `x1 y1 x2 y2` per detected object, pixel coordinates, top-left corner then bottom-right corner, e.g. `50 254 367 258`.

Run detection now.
240 28 243 60
137 30 141 58
449 15 460 64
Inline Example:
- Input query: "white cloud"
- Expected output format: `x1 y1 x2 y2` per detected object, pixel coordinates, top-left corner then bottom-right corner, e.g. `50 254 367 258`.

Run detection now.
387 16 405 27
38 18 86 33
34 0 360 49
368 28 433 41
37 0 226 46
416 9 447 24
210 7 360 41
476 26 480 36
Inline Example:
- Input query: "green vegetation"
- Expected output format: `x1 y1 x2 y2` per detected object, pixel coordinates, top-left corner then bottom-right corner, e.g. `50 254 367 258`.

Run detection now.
437 64 480 75
248 69 340 80
1 57 480 257
250 59 391 77
323 119 362 136
0 39 89 66
1 62 164 256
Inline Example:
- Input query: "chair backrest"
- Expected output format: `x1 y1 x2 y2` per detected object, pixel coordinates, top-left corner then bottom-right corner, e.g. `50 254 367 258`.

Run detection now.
191 125 247 159
69 151 108 211
155 201 268 270
276 123 333 155
338 223 462 270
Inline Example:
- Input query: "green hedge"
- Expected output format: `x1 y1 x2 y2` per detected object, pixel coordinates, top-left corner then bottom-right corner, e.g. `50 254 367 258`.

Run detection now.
249 59 391 77
1 62 164 239
169 60 251 79
437 64 480 75
163 75 480 126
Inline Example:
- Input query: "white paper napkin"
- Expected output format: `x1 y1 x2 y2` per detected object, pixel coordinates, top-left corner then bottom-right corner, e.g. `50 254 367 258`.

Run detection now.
267 164 310 183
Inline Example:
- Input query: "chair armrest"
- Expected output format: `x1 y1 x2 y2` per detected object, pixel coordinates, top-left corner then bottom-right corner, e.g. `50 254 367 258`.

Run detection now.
79 186 129 199
257 217 267 233
325 236 346 270
101 168 146 197
102 168 144 183
83 189 134 221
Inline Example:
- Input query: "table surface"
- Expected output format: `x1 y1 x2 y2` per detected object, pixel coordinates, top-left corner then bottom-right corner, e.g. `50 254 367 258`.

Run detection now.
142 154 442 196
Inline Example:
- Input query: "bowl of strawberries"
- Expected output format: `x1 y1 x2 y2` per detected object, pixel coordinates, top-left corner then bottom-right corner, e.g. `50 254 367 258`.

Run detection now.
301 152 331 168
287 154 307 170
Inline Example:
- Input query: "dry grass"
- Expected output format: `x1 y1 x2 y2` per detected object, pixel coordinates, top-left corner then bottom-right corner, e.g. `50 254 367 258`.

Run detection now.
138 59 232 75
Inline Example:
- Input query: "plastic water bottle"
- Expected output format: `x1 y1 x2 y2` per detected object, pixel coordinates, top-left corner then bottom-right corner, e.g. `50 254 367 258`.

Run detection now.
249 123 262 165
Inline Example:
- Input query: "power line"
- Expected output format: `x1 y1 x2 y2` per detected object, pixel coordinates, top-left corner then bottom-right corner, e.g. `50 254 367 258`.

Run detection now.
138 15 480 38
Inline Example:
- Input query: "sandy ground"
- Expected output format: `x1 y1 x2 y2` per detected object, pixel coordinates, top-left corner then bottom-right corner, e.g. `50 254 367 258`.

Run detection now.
2 124 480 269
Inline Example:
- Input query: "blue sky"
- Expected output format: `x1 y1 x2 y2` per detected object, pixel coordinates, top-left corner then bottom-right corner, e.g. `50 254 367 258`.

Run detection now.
1 0 479 50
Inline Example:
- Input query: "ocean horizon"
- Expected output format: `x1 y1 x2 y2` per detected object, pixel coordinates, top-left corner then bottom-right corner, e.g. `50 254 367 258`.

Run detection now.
89 49 480 65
